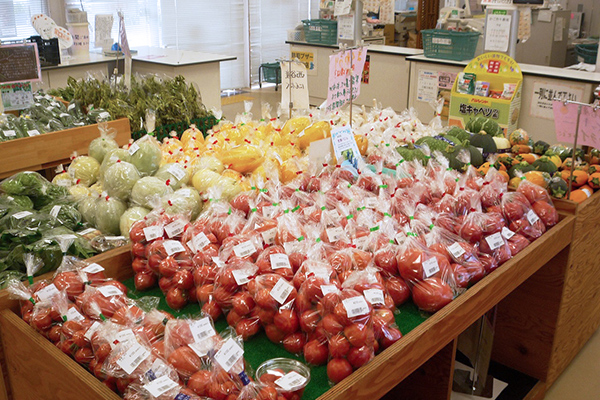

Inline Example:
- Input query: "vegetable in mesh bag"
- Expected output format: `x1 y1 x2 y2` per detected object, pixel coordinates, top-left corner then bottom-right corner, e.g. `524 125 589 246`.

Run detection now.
68 156 100 187
88 122 119 163
130 177 174 209
103 161 141 202
129 135 162 177
120 206 151 237
94 195 128 235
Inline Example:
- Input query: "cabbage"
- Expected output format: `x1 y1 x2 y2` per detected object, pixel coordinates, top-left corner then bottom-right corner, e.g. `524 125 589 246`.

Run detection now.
129 136 161 177
131 176 173 208
120 206 150 236
162 187 202 219
78 196 97 226
192 169 240 201
69 156 100 187
193 156 224 174
99 148 131 182
220 176 242 201
88 135 119 163
68 184 91 201
103 161 140 202
154 163 191 190
94 196 127 235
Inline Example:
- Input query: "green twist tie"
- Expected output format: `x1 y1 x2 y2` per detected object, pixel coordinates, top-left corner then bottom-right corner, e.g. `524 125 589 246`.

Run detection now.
357 206 365 212
398 159 405 164
379 184 388 189
466 163 471 166
240 123 246 126
228 208 232 215
260 188 268 193
297 236 305 242
272 202 279 207
316 238 322 243
389 239 396 244
295 188 300 192
292 206 301 212
520 176 526 180
384 213 392 217
321 206 327 211
260 118 265 122
370 226 380 232
251 186 257 190
406 232 417 237
348 183 352 188
28 297 36 305
429 224 435 230
250 208 258 213
455 178 460 182
346 214 353 220
62 315 68 322
375 144 379 148
409 216 414 220
425 155 431 159
446 168 452 171
284 209 290 214
385 143 390 147
27 276 34 285
100 314 107 321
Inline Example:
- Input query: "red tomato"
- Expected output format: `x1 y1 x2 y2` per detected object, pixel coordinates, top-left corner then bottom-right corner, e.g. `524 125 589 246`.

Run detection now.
232 291 255 316
167 346 203 378
507 233 530 255
159 257 179 277
321 313 344 336
384 276 411 306
202 300 222 321
132 257 149 274
502 193 530 222
344 323 367 348
303 339 328 366
265 324 286 343
379 326 402 350
328 333 351 358
451 263 470 288
134 272 156 291
532 200 558 227
299 310 319 333
188 370 212 396
74 347 94 364
131 242 146 258
347 345 373 368
412 277 453 313
274 309 299 334
283 332 306 354
327 358 353 384
478 252 498 274
166 287 188 310
236 318 260 340
173 269 194 290
196 284 214 304
255 306 276 325
53 271 84 300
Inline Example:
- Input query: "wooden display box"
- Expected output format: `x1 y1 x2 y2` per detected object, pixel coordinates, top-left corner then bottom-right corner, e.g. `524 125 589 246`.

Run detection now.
0 118 131 180
0 215 576 400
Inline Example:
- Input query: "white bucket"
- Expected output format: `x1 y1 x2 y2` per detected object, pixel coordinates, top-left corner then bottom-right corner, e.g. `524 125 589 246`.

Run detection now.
67 23 90 55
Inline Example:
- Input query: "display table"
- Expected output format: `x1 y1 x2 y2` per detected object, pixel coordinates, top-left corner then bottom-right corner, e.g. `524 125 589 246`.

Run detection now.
406 55 600 143
286 41 423 112
39 47 236 111
0 215 575 400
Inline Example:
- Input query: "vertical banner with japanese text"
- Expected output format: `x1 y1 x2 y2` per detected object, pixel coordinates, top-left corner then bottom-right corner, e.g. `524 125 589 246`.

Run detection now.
280 61 309 111
326 47 368 113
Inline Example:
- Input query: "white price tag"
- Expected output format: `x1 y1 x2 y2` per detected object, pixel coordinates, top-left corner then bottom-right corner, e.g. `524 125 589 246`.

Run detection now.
485 232 504 251
163 240 186 256
65 307 85 322
144 375 179 397
27 130 40 137
270 254 291 270
36 284 60 302
114 329 137 347
117 343 151 375
233 240 255 258
79 228 97 236
422 257 440 278
212 257 225 269
232 269 252 286
214 338 244 372
105 236 126 241
143 226 163 241
167 164 187 181
275 371 308 391
326 227 345 243
320 284 339 295
261 228 277 245
365 197 377 209
165 219 187 238
128 143 140 155
353 236 368 250
12 211 32 219
262 205 277 219
342 296 370 318
82 263 105 274
98 285 124 297
502 227 515 240
192 232 210 251
84 321 102 340
527 210 540 225
269 278 294 304
190 317 216 343
68 103 76 111
49 205 61 218
3 130 16 137
448 242 466 259
395 232 406 245
363 288 385 305
99 111 110 119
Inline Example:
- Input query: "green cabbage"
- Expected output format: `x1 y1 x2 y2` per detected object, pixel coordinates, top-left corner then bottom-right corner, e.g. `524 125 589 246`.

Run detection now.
162 187 202 219
99 148 131 182
68 184 91 201
103 161 140 202
129 136 161 177
131 176 173 208
94 196 127 235
154 163 191 190
88 136 119 163
78 196 97 226
120 206 150 236
69 156 100 187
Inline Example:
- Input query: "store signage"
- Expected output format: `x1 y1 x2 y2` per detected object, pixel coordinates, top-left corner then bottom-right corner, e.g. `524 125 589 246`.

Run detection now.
291 50 316 75
0 43 41 84
530 81 584 120
331 125 361 168
326 47 367 113
280 61 309 110
1 81 34 111
553 101 600 148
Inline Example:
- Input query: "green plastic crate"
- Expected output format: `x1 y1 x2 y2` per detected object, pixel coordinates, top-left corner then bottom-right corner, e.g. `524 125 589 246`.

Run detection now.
302 19 337 45
575 43 598 64
260 62 280 84
131 114 219 141
421 29 480 61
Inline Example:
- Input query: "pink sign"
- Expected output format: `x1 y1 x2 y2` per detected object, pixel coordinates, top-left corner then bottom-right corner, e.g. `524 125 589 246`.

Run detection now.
553 101 580 143
326 47 368 113
579 105 600 149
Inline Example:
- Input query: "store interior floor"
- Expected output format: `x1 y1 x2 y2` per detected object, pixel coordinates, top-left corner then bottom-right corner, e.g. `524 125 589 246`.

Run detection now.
220 85 600 400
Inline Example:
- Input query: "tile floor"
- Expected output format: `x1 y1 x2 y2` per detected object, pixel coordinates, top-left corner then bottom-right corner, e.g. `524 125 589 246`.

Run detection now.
220 86 600 400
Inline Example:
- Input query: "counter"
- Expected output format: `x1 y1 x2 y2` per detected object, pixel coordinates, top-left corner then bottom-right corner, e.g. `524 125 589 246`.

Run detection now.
286 41 423 111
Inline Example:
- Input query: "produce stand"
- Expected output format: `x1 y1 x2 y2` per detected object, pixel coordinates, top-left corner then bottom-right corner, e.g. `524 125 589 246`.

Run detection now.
0 215 575 400
0 118 131 179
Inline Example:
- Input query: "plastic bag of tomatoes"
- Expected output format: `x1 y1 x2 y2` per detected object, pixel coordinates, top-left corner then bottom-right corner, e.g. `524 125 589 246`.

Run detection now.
516 177 558 228
212 259 258 321
121 357 188 400
76 281 129 320
500 192 546 241
254 245 295 280
219 233 263 265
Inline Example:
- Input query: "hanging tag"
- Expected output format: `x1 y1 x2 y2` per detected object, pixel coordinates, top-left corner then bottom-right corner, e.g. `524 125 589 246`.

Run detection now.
128 142 140 155
117 343 151 375
36 284 60 301
320 284 339 295
363 288 385 305
502 227 515 240
190 317 216 343
66 307 85 322
165 219 186 238
214 338 244 372
82 263 105 274
84 321 102 340
448 242 466 258
144 375 179 397
49 205 62 218
262 206 277 219
98 285 124 297
342 296 370 318
12 211 32 219
326 227 345 242
275 371 307 390
233 241 255 258
163 240 186 256
365 197 377 209
422 257 440 278
232 269 252 286
526 210 540 225
269 278 294 304
143 226 163 241
114 329 137 347
485 232 504 251
192 232 210 251
270 254 291 270
167 164 187 181
261 228 277 245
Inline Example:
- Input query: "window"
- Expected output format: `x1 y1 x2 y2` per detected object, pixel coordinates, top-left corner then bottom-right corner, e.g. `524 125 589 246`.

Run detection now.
0 0 48 40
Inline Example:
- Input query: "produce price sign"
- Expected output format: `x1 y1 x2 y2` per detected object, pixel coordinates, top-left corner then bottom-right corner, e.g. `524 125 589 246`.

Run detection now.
553 101 600 148
0 43 42 84
280 61 309 111
1 81 34 111
331 125 361 168
326 47 368 113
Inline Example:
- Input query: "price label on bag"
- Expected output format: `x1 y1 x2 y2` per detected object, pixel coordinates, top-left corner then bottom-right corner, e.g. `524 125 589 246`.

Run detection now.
143 226 163 241
526 210 540 225
233 240 255 258
262 205 277 219
212 257 225 269
144 375 179 397
85 321 102 340
353 236 368 250
275 371 307 390
189 341 210 358
326 227 345 242
283 241 302 254
270 278 294 304
165 219 187 238
270 254 291 270
167 164 187 181
65 307 85 322
12 211 32 219
422 257 440 278
190 317 216 343
485 232 504 250
501 227 515 240
261 228 277 245
128 143 140 155
448 242 466 259
232 269 252 286
214 338 244 372
36 283 60 301
117 343 151 375
363 288 385 305
27 129 40 137
3 130 16 137
114 329 137 347
365 197 377 209
98 285 124 297
163 240 186 256
342 295 370 318
82 263 105 274
320 284 339 295
192 232 210 252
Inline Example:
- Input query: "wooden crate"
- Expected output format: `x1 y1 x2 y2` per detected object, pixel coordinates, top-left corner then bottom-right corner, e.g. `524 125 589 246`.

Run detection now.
0 118 131 179
0 216 575 400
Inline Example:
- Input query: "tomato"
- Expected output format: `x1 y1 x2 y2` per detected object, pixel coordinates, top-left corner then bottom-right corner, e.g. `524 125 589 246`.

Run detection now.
509 217 545 241
384 276 410 306
232 291 255 316
507 233 530 255
202 300 222 321
173 269 194 290
396 248 422 281
159 256 179 277
129 222 146 243
166 287 188 310
255 306 276 325
344 323 368 348
167 346 203 378
132 257 149 274
289 253 307 273
303 339 328 366
74 347 94 364
320 313 343 336
236 318 260 340
72 330 88 348
412 277 453 313
532 200 558 227
347 345 374 368
47 325 61 343
502 193 530 222
283 332 306 354
380 326 402 350
254 289 278 310
265 324 286 343
274 309 299 334
299 310 319 333
451 263 470 288
131 242 146 258
134 272 156 291
231 192 251 215
53 271 84 300
327 358 353 384
459 218 484 243
151 340 165 359
328 333 351 358
111 305 144 325
478 252 498 274
188 370 212 396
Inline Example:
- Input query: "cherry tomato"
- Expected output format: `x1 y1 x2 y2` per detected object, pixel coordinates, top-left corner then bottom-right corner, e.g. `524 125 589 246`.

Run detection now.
274 309 299 334
303 339 328 366
327 358 353 384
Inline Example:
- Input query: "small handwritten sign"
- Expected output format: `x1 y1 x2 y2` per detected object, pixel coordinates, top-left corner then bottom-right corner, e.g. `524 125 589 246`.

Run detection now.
280 61 309 110
553 101 579 143
326 47 368 113
0 43 41 84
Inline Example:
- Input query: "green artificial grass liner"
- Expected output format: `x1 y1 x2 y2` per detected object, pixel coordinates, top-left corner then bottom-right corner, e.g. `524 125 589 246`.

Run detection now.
123 278 429 400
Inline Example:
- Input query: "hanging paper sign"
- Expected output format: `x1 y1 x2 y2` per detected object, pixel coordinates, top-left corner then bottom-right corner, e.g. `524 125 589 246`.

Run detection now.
334 0 352 16
552 101 580 143
577 105 600 149
326 47 368 113
280 61 309 110
485 10 512 52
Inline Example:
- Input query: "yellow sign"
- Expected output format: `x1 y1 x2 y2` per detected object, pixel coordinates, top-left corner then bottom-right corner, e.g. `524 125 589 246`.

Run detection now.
291 50 317 75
